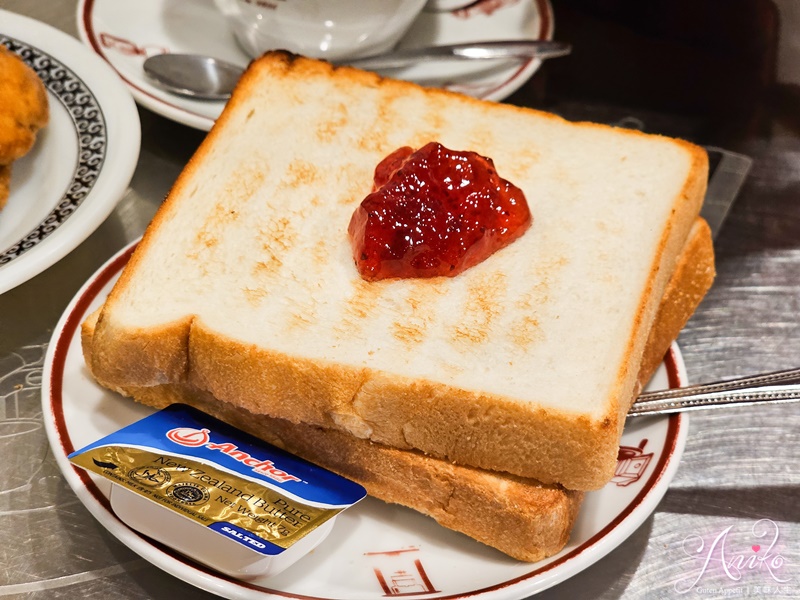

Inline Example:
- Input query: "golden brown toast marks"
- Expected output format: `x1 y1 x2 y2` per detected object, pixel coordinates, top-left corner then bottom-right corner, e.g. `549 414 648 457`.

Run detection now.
87 52 710 490
80 215 712 560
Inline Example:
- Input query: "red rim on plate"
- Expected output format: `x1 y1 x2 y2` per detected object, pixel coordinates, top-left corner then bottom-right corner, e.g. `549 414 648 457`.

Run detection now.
44 240 686 600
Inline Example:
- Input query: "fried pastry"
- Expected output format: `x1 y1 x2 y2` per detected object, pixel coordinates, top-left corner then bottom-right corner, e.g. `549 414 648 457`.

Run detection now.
0 46 48 163
0 46 49 201
0 163 10 210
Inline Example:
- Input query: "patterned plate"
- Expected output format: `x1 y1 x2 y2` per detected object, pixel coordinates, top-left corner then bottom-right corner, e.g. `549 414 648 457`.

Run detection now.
0 10 139 295
42 240 689 600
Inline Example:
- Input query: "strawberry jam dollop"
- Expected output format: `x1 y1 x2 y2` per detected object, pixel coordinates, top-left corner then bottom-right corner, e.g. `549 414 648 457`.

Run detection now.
348 142 532 281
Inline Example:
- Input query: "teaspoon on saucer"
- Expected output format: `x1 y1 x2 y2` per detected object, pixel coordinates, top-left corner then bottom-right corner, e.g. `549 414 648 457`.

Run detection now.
142 40 572 101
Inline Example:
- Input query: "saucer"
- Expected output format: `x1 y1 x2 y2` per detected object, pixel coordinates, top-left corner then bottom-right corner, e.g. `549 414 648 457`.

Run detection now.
0 10 140 295
77 0 554 131
42 239 688 600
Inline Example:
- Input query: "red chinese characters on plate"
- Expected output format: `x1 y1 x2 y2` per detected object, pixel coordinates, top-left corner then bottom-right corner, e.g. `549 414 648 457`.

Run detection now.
365 547 439 596
612 438 654 487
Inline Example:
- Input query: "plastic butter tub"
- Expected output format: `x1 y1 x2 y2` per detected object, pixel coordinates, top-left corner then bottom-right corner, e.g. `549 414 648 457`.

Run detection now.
69 404 367 580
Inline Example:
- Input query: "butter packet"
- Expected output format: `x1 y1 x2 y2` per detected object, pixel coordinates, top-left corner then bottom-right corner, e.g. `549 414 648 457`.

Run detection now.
69 404 367 580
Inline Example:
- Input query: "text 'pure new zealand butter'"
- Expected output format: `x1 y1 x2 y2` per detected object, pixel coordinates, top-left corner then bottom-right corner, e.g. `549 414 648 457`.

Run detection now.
68 404 367 581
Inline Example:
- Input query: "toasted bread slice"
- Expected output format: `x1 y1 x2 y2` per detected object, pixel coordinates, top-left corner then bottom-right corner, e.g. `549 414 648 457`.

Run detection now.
86 52 709 490
82 218 713 561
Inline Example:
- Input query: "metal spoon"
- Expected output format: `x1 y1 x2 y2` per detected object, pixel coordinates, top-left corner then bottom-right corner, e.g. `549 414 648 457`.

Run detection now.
143 54 244 101
142 40 572 101
629 366 800 416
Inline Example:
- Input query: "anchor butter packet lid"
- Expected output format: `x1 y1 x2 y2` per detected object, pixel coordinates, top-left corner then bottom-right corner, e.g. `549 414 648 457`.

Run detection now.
69 404 367 580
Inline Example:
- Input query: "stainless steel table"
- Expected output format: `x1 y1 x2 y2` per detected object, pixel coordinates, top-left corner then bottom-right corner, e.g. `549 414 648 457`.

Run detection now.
1 1 798 598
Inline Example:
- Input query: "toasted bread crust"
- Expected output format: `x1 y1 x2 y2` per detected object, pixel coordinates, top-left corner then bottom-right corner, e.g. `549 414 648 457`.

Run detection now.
605 145 709 455
637 219 715 383
88 52 711 490
80 217 711 560
119 383 584 563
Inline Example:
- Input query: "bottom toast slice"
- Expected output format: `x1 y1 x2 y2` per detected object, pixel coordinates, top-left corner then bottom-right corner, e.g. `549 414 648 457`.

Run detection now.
80 218 714 562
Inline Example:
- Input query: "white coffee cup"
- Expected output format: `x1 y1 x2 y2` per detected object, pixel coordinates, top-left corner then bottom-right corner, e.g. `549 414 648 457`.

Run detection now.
215 0 427 61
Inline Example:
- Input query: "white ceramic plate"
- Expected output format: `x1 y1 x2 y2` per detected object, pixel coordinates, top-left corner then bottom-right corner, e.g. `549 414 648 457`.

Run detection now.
42 240 689 599
0 10 140 296
76 0 553 131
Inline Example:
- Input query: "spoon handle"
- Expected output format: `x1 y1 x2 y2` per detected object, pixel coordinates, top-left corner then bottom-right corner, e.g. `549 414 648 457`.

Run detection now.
346 40 572 70
629 367 800 416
